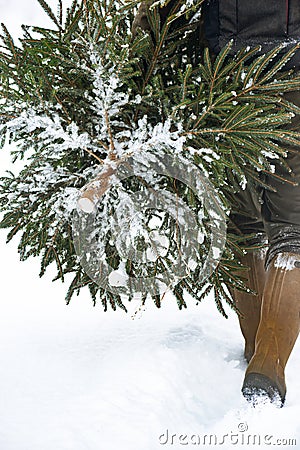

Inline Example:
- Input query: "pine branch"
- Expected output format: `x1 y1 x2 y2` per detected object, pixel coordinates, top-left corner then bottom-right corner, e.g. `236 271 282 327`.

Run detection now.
36 0 63 30
1 0 300 315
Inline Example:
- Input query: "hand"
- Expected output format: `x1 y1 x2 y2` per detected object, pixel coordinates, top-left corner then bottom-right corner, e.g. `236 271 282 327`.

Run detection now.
132 2 153 37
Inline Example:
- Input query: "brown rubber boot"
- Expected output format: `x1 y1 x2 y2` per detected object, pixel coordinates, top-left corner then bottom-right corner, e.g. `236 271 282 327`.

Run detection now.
242 252 300 407
233 251 266 363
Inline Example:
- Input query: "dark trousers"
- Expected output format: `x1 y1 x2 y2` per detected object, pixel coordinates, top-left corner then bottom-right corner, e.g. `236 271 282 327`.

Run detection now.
229 91 300 268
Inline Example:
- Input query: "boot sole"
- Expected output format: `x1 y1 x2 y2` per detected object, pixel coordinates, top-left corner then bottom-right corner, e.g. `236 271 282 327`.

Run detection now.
242 372 285 408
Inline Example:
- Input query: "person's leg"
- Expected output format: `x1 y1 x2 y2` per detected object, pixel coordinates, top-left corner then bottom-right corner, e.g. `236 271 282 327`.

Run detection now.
243 252 300 406
233 251 266 363
242 90 300 406
228 181 267 362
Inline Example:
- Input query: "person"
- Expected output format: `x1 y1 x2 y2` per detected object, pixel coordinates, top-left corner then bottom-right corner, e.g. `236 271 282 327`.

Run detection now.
133 0 300 407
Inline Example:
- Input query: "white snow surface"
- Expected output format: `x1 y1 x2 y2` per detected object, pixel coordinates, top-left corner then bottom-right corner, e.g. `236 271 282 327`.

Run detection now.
1 2 300 449
1 234 300 450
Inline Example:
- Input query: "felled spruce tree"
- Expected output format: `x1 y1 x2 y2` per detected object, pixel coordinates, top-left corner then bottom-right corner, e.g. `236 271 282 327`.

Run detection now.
1 0 300 315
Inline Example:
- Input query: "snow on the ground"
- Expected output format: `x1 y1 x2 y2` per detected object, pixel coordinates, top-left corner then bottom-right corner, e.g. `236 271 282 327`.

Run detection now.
1 1 300 449
1 233 300 450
